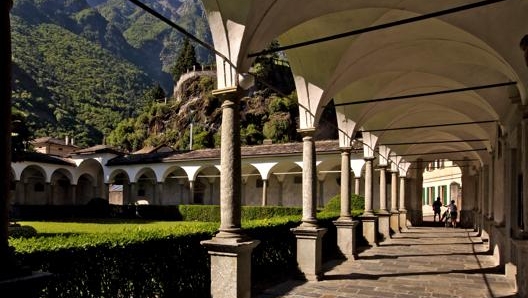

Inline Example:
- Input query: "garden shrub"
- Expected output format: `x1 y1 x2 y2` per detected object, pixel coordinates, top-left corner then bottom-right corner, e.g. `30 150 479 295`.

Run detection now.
242 206 302 220
11 215 340 298
178 205 220 222
10 201 346 298
178 205 302 222
8 225 37 239
323 194 365 215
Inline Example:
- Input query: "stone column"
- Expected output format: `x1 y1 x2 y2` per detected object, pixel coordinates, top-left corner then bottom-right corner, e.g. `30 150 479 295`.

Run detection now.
291 128 327 281
339 149 352 220
129 183 136 205
70 184 77 205
377 165 390 240
261 179 268 206
156 182 164 205
363 157 375 216
361 157 378 246
488 156 494 220
300 129 317 226
178 180 185 204
354 177 361 195
390 170 399 234
522 118 528 234
480 165 489 221
201 87 259 298
46 183 52 205
0 0 14 279
277 180 284 206
318 179 325 208
241 177 247 206
189 180 195 204
334 148 358 259
399 177 408 230
103 183 110 201
16 182 25 205
208 178 215 205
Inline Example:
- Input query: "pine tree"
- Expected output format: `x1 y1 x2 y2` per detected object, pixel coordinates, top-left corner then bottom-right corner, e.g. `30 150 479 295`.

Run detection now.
171 38 200 82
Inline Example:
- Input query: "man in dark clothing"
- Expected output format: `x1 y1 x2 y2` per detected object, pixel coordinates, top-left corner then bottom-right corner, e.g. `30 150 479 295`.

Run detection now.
433 197 442 222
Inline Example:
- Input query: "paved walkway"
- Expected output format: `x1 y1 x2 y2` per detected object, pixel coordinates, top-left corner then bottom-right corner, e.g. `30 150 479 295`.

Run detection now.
256 225 518 298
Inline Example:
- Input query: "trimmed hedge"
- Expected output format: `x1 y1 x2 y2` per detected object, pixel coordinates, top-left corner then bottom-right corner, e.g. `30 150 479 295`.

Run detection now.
8 225 37 239
12 215 337 298
178 205 303 222
323 194 365 216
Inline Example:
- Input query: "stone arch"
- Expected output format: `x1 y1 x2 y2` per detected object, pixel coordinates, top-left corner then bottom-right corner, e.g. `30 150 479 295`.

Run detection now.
241 163 262 206
195 165 221 205
134 168 157 204
268 162 303 207
76 173 96 205
240 163 263 206
20 165 47 205
50 168 73 205
107 170 130 205
316 157 341 207
163 166 189 205
76 158 105 199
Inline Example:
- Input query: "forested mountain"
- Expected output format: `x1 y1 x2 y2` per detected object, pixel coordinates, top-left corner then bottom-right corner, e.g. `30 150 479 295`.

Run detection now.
10 0 335 150
10 0 212 147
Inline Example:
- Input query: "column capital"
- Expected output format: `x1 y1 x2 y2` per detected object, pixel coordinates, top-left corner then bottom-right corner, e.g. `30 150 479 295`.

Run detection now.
212 86 239 97
297 127 316 137
340 147 352 153
377 164 388 170
363 156 375 161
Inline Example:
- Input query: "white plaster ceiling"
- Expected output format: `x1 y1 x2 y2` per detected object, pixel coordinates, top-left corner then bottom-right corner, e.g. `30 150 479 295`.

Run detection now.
201 0 528 165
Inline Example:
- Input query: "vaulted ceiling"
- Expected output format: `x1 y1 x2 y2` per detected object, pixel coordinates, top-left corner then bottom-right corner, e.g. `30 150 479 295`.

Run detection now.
201 0 528 167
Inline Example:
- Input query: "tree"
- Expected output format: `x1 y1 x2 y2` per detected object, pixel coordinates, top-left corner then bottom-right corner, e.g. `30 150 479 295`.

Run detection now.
170 38 200 82
11 108 32 161
144 82 166 101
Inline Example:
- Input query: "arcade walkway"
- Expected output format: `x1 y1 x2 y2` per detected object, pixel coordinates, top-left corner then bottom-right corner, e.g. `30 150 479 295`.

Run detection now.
257 226 518 298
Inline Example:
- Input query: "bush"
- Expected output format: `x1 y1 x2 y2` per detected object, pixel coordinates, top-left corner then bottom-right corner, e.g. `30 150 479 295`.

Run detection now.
242 206 302 220
323 194 365 215
178 205 303 222
9 225 37 239
12 216 338 298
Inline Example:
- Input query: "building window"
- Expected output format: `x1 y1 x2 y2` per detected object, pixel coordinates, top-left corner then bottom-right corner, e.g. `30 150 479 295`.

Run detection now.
439 185 448 204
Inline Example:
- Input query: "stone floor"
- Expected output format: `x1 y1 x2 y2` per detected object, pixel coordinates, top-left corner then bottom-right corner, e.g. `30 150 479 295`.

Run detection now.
256 224 518 298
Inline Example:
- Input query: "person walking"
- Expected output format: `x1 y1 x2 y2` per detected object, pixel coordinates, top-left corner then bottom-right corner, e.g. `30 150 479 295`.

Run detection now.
447 200 458 228
432 197 442 222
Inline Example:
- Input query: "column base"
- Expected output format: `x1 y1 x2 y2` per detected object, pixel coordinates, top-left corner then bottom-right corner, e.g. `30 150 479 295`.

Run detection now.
333 219 359 260
291 226 327 281
201 237 260 298
399 210 408 231
460 209 474 229
390 211 400 235
360 215 378 246
376 212 391 242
